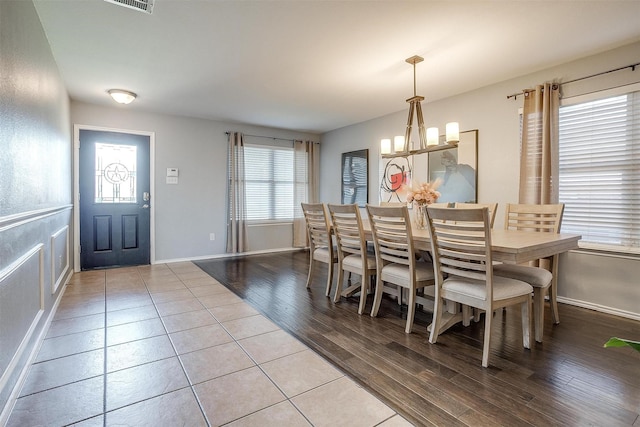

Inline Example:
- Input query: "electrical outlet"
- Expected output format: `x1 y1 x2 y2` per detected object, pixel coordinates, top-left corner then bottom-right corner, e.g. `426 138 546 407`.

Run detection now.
209 233 215 241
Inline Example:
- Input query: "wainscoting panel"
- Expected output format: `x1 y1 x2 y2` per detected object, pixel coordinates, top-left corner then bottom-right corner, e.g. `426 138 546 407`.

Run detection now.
0 245 44 396
51 225 69 294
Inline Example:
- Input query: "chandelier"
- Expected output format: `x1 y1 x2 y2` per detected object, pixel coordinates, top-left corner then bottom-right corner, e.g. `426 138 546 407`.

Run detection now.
381 55 459 157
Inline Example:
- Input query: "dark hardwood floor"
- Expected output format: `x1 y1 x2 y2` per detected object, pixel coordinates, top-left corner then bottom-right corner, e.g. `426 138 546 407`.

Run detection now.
196 250 640 427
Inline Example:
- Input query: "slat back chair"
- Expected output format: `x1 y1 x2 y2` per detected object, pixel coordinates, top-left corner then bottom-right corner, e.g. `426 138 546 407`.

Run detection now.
328 204 377 314
493 203 565 341
366 205 435 333
425 206 533 367
455 202 498 228
301 203 337 297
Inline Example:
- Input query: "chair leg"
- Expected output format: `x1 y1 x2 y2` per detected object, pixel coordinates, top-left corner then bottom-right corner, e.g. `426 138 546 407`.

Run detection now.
305 256 314 289
325 261 335 297
481 306 493 368
429 297 444 344
533 287 545 343
522 297 532 349
333 263 344 303
358 273 369 315
370 275 385 317
462 305 472 326
397 286 403 305
405 288 416 333
550 254 560 324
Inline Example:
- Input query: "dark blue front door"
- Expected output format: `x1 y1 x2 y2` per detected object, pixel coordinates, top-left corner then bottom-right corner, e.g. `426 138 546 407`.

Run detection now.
79 130 150 269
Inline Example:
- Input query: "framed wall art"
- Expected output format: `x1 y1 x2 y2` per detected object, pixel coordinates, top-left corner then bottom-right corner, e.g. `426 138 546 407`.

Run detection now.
427 129 478 203
341 149 368 207
379 155 412 204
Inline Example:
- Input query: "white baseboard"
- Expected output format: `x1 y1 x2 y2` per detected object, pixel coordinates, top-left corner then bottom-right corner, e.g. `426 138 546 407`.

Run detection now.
557 296 640 322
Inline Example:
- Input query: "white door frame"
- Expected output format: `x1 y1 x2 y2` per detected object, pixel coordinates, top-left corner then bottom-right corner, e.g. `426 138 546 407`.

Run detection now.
73 124 156 272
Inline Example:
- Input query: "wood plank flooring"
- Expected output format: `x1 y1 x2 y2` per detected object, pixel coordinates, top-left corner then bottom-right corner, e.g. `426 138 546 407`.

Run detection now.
195 250 640 427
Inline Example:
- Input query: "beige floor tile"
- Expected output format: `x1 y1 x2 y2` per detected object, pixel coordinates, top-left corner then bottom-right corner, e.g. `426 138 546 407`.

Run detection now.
6 376 103 427
291 377 396 427
194 366 286 426
20 349 104 396
143 276 182 288
106 294 154 312
209 301 259 322
54 301 105 321
169 324 233 354
150 288 195 304
106 357 189 411
167 261 201 272
238 329 307 364
145 281 187 293
106 335 175 372
175 271 211 280
106 317 166 346
198 291 243 308
226 401 312 427
180 341 255 385
182 277 221 288
106 304 158 327
189 283 229 297
35 329 104 362
162 309 218 333
222 314 280 340
261 350 344 398
378 415 415 426
46 312 105 338
155 297 204 317
105 388 207 427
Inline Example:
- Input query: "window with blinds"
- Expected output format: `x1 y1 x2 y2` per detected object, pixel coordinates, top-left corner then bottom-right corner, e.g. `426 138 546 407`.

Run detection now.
558 89 640 251
243 144 295 221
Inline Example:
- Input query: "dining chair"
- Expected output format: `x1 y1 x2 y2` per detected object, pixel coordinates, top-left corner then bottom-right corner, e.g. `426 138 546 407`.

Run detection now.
301 202 337 297
366 205 435 333
492 203 564 342
425 206 533 367
328 204 377 314
455 202 498 228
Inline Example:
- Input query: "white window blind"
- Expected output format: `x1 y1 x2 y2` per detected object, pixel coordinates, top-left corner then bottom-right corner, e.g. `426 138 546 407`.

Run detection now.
243 144 294 221
558 89 640 251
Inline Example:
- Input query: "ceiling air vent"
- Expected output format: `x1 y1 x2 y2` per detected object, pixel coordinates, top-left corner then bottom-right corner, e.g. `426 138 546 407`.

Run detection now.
104 0 154 14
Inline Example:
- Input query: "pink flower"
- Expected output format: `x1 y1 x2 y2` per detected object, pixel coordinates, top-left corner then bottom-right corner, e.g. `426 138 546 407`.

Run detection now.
403 179 442 206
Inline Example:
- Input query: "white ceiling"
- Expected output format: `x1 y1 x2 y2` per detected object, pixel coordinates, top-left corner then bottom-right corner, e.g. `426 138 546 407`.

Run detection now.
33 0 640 134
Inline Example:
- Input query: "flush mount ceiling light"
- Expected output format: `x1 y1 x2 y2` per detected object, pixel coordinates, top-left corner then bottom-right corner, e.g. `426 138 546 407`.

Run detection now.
108 89 137 105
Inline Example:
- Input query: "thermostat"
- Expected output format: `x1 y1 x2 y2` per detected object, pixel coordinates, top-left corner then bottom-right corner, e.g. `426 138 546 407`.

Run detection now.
167 168 179 177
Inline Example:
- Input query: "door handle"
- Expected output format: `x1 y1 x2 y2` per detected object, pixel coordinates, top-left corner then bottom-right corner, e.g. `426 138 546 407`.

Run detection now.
142 204 150 209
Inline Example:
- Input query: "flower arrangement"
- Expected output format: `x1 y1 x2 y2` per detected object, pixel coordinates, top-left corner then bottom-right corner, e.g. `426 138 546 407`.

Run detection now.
404 179 442 228
405 179 442 206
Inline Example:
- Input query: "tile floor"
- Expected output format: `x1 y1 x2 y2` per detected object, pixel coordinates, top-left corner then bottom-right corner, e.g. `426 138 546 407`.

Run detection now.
6 262 412 427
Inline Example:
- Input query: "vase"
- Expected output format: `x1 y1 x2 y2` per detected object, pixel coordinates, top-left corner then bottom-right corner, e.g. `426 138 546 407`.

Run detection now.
414 204 427 229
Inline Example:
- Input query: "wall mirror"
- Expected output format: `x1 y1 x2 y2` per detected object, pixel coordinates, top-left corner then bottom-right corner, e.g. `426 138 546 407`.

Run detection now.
341 149 368 207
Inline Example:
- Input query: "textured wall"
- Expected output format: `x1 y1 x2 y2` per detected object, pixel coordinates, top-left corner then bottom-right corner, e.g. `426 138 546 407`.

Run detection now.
0 0 72 417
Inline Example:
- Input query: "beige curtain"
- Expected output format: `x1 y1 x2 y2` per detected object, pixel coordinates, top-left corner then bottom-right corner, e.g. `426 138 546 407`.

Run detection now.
226 132 248 253
519 83 560 204
292 140 320 247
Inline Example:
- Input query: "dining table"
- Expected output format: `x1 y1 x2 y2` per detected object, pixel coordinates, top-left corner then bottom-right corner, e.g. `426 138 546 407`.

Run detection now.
360 219 582 335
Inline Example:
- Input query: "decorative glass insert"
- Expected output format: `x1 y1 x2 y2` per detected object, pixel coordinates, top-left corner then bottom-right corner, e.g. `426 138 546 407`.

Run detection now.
95 143 137 203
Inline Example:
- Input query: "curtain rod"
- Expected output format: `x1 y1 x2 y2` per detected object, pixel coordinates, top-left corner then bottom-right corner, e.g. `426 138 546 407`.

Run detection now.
506 61 640 100
225 131 295 143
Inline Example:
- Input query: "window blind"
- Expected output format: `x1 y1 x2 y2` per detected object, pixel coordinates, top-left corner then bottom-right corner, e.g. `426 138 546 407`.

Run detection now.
558 90 640 250
243 144 294 221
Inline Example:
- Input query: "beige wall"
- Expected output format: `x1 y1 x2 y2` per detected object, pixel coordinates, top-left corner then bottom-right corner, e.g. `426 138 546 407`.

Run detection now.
71 102 319 262
319 42 640 319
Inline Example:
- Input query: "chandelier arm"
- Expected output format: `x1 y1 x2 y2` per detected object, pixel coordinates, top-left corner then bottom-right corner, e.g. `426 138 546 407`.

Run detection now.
415 101 427 150
404 102 415 152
